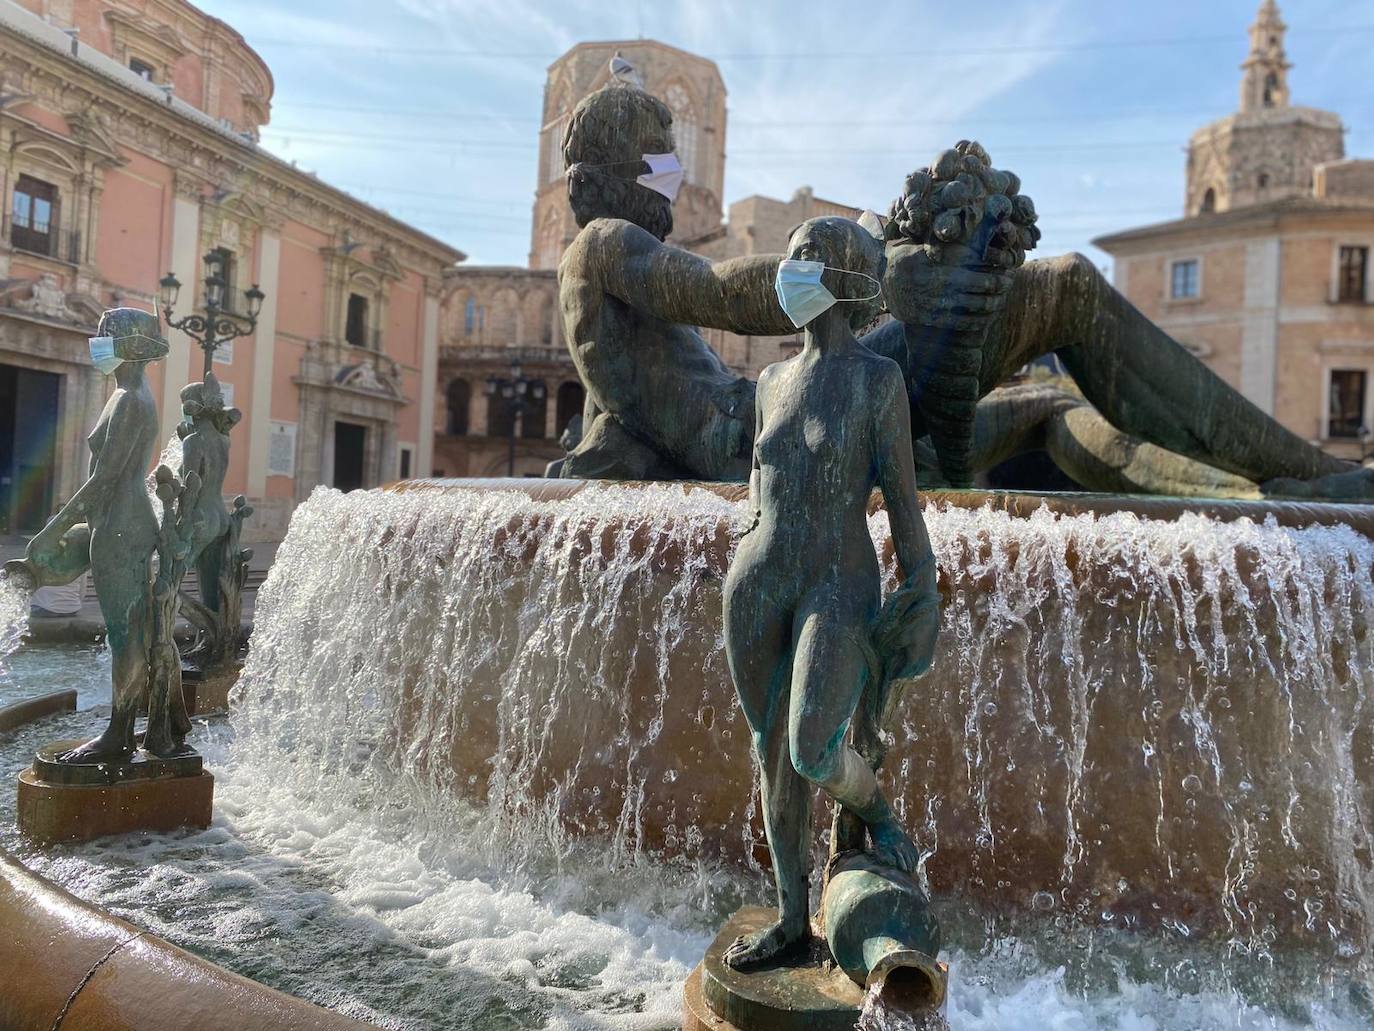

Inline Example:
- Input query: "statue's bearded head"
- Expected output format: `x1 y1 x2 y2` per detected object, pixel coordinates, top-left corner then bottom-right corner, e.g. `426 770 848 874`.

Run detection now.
563 83 675 241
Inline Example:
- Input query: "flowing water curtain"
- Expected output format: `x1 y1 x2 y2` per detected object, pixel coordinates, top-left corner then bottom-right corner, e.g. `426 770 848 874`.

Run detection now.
234 486 1374 963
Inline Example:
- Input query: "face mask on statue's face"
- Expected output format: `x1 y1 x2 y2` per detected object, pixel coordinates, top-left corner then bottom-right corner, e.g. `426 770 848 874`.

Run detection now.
773 259 881 329
580 152 684 204
636 152 684 202
88 336 123 375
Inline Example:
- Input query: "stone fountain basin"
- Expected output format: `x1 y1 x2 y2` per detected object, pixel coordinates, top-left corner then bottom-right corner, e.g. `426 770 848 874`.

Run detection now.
365 479 1374 951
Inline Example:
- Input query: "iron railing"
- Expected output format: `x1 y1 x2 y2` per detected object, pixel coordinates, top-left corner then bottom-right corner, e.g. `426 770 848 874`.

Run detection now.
3 218 81 264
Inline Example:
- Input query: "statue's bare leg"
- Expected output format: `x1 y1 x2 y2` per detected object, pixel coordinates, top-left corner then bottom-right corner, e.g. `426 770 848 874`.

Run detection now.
560 412 692 481
722 570 812 969
789 602 918 874
59 554 150 763
991 254 1357 486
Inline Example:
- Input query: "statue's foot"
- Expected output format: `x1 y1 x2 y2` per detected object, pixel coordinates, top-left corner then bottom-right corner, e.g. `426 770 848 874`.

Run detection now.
868 815 920 874
722 918 810 970
57 732 134 765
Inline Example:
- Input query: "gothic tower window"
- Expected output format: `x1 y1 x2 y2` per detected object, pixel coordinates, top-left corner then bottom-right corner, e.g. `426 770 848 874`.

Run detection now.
664 83 697 185
1201 188 1217 213
1263 72 1279 107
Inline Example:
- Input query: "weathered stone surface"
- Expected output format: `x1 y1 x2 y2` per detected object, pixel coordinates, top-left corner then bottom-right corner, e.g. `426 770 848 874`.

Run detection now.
17 767 213 844
0 689 76 732
0 852 380 1030
687 907 863 1031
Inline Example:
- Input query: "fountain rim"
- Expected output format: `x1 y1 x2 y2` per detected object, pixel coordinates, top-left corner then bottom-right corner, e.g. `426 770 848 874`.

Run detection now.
386 477 1374 536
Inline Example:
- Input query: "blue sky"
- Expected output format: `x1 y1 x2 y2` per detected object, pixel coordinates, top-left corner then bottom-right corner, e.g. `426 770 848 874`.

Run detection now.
195 0 1372 270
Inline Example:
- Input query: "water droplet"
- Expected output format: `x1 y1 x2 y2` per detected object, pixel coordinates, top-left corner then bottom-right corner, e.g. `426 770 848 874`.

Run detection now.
982 701 998 716
1181 774 1202 794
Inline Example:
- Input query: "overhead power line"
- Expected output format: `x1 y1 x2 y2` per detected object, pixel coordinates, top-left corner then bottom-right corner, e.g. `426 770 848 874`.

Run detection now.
241 25 1374 60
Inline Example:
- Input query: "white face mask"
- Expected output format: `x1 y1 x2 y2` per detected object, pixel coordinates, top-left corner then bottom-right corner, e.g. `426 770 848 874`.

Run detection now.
773 260 881 329
636 152 684 202
88 336 122 375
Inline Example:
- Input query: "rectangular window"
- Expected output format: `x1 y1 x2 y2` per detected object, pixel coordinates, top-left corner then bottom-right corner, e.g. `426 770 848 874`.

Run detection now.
10 175 58 255
129 57 156 80
1170 259 1200 300
1328 369 1367 439
1338 246 1369 303
399 445 413 480
346 293 370 348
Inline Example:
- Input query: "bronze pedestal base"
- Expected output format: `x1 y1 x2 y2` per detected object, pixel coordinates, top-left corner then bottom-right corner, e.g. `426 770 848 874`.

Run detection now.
17 740 213 845
682 906 865 1031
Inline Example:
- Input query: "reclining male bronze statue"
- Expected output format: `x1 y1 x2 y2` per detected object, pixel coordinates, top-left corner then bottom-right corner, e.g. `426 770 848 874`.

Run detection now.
554 79 1371 500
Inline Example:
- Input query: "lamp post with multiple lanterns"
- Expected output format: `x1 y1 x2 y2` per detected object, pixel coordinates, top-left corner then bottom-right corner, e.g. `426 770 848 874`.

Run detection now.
158 251 264 380
485 355 546 478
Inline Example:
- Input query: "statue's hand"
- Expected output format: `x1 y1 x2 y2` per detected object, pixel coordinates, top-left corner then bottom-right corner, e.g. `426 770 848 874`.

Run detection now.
872 561 941 684
884 240 1012 333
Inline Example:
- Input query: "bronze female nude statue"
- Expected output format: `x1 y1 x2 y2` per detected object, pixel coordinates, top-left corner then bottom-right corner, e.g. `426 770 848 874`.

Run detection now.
9 308 168 761
721 217 940 968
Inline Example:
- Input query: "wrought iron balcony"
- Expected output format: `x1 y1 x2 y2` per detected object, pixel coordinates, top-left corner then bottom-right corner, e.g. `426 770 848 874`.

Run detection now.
3 218 81 265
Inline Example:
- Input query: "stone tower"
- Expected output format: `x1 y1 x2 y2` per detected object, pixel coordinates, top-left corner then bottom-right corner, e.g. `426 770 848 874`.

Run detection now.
528 40 727 269
1184 1 1344 216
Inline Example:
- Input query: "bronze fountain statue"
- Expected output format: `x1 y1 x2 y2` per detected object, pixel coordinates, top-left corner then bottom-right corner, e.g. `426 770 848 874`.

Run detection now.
721 215 938 968
3 308 195 762
553 79 1373 501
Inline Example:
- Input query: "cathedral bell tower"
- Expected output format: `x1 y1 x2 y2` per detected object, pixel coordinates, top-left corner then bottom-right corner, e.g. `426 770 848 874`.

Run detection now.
1240 0 1291 113
1184 1 1343 216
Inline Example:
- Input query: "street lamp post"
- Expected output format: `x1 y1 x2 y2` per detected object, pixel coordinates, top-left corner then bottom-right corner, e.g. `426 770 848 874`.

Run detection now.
485 355 546 477
159 251 265 380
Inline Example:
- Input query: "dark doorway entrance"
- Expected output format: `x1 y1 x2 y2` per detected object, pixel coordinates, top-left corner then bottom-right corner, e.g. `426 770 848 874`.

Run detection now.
0 363 61 534
333 421 367 492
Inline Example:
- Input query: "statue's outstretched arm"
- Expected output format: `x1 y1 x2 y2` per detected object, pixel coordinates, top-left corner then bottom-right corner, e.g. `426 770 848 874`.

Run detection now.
580 219 795 337
991 253 1349 484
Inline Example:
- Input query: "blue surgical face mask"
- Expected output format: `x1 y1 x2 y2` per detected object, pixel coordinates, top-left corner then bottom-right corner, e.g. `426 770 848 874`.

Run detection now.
88 336 122 375
773 260 881 329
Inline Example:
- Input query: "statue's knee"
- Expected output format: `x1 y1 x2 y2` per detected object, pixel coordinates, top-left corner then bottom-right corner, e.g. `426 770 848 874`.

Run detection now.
789 733 839 786
1059 251 1102 295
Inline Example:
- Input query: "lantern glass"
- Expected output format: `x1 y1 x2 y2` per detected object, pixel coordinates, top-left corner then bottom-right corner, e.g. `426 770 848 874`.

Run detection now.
158 272 181 312
245 283 265 319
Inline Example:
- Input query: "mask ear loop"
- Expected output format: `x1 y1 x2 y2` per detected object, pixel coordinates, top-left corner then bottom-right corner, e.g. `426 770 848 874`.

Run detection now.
822 267 882 304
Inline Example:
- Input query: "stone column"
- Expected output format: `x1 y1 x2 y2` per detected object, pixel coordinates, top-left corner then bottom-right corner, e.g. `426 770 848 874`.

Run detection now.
417 288 440 478
160 188 202 444
246 229 281 497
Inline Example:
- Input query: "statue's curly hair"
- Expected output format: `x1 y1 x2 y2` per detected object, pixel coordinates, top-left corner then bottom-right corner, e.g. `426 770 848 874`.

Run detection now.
563 83 675 241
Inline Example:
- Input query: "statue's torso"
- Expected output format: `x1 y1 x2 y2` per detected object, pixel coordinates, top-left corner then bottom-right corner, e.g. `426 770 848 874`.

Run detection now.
87 382 159 545
741 349 887 588
560 253 752 480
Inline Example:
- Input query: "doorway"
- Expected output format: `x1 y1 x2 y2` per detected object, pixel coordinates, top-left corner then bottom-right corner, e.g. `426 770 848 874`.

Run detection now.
0 363 61 534
333 421 367 492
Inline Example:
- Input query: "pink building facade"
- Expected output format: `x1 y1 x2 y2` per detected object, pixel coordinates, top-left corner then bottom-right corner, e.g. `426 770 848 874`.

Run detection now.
0 0 463 541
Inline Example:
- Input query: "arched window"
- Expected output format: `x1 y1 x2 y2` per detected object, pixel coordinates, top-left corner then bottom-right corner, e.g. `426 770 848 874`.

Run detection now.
446 379 470 436
1263 72 1279 107
557 381 585 435
1257 172 1270 189
1201 188 1216 213
663 83 697 185
522 379 547 439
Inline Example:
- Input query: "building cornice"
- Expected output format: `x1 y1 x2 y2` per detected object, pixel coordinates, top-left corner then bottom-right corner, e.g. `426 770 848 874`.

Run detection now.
1094 200 1374 252
0 8 464 274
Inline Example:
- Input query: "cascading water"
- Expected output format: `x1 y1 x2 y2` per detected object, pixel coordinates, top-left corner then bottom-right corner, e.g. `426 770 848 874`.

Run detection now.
0 572 28 676
224 482 1374 1027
